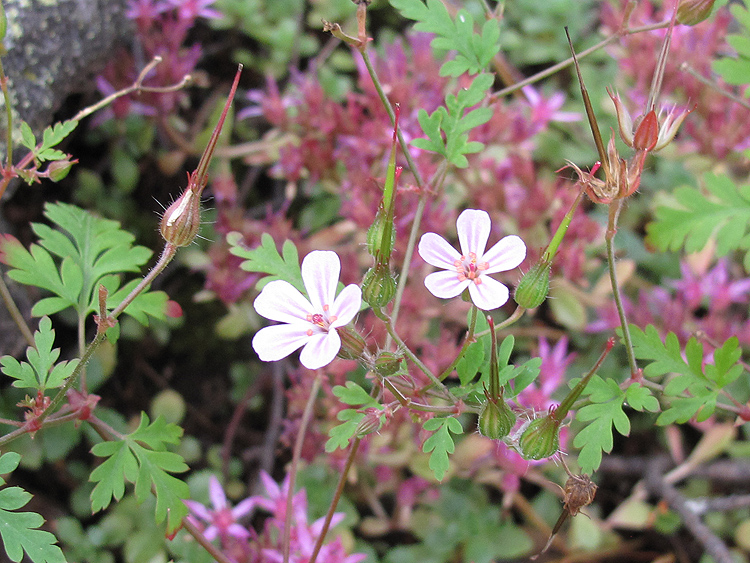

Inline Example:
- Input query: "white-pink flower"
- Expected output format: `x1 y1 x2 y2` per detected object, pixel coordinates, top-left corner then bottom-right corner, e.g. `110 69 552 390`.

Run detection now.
252 250 361 370
418 209 526 311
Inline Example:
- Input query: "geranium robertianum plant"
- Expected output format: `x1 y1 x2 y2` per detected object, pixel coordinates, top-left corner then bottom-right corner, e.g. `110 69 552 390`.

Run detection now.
2 0 750 562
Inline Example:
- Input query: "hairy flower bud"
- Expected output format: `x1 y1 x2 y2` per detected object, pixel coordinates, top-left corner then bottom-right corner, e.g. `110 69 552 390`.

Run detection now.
355 407 385 438
514 261 551 309
519 414 561 460
366 210 396 259
160 187 201 247
478 398 515 440
361 262 397 307
677 0 715 25
337 326 366 360
374 351 403 376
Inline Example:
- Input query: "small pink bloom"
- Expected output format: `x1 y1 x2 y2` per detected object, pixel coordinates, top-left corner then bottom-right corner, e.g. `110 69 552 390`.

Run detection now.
418 209 526 310
252 251 362 369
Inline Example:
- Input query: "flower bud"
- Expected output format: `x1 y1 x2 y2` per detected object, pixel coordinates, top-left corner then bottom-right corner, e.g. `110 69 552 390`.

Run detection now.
361 262 397 307
677 0 715 25
355 407 384 438
518 414 561 460
160 187 201 247
337 326 366 360
514 261 551 309
478 399 515 440
46 159 76 182
374 351 403 376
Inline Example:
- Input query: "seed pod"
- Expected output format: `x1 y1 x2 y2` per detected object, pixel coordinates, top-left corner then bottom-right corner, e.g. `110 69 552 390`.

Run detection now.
563 473 597 516
518 414 561 460
478 398 515 440
514 261 550 309
46 159 76 182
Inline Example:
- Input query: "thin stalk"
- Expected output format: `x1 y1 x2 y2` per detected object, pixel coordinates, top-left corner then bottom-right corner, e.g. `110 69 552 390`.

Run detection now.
0 57 12 169
282 374 322 563
605 201 638 377
491 20 672 101
111 244 177 319
372 308 454 401
181 517 236 563
0 271 34 346
308 437 361 563
438 305 479 382
472 305 526 340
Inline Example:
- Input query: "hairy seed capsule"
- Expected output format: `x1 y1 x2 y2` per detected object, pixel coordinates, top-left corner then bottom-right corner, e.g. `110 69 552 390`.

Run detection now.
374 351 403 376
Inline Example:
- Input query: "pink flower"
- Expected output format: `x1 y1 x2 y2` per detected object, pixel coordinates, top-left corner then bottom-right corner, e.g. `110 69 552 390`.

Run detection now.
418 209 526 310
252 251 362 369
184 476 256 542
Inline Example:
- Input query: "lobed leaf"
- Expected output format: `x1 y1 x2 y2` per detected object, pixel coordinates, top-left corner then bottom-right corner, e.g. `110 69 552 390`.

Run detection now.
228 232 304 292
422 417 463 481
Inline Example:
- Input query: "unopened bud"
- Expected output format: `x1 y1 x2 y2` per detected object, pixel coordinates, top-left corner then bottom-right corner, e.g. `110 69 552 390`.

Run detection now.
677 0 715 25
46 159 76 182
355 407 384 437
160 187 201 247
361 262 397 307
518 414 561 460
514 261 551 309
374 351 403 376
337 326 366 360
478 399 515 440
632 110 658 152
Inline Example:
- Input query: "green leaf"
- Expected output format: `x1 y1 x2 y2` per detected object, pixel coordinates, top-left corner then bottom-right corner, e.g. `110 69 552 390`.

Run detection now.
712 0 750 87
422 417 463 481
625 383 659 412
332 382 378 407
90 413 189 534
227 232 304 292
325 409 365 452
390 0 499 77
1 202 165 326
647 173 750 268
19 122 36 150
456 340 485 386
0 454 65 563
0 317 78 391
630 324 744 424
574 376 629 474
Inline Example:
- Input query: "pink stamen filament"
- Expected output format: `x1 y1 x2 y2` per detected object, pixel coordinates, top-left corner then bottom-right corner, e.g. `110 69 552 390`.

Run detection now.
453 253 490 285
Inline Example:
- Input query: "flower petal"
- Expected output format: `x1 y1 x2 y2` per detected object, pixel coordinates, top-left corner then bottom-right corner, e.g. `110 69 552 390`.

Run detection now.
457 209 491 257
424 270 470 299
232 497 257 519
468 276 510 310
184 501 212 521
252 324 313 362
418 233 461 269
330 284 362 328
299 331 341 369
301 250 340 313
482 235 526 274
254 280 313 324
208 476 228 509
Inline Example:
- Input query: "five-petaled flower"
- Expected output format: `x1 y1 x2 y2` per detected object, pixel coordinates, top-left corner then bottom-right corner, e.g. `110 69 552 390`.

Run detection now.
418 209 526 311
252 251 362 370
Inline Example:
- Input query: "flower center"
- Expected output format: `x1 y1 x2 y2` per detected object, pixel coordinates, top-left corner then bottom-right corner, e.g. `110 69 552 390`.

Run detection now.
305 305 338 336
454 252 489 285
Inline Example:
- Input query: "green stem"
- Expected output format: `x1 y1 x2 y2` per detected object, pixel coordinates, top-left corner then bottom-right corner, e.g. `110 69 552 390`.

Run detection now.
472 305 526 340
438 305 479 382
309 437 361 563
605 201 638 377
283 374 322 563
373 308 454 401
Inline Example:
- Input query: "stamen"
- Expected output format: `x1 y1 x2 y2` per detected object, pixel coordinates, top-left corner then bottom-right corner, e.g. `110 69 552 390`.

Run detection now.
311 313 325 326
329 315 338 323
323 304 330 312
306 329 314 336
